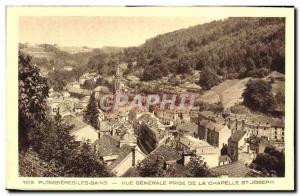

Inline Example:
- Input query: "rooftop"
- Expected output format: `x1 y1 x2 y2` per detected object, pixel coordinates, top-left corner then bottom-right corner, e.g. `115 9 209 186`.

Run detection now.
219 155 232 163
228 130 247 143
209 161 249 177
93 85 111 93
93 134 132 170
67 87 91 96
177 122 198 135
199 119 226 132
145 144 181 163
63 115 89 133
180 136 219 154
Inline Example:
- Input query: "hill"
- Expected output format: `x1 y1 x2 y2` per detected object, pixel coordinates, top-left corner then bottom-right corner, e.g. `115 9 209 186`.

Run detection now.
129 17 285 89
19 17 285 91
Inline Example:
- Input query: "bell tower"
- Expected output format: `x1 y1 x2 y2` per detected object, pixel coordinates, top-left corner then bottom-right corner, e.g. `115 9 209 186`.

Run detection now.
113 65 121 94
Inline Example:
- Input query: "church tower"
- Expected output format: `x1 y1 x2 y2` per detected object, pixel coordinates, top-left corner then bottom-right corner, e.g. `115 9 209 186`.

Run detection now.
113 65 121 94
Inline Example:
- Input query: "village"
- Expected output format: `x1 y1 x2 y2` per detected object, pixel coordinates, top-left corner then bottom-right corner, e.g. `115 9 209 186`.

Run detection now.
46 63 285 178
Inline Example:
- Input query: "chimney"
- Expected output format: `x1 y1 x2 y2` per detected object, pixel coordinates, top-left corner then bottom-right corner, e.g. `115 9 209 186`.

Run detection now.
98 132 101 139
131 146 136 167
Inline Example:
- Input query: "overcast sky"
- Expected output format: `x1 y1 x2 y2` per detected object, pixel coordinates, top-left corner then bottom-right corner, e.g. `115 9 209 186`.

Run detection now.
19 16 223 48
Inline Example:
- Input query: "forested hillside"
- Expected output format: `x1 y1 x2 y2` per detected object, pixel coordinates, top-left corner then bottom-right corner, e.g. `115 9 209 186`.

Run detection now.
133 17 285 89
20 17 285 90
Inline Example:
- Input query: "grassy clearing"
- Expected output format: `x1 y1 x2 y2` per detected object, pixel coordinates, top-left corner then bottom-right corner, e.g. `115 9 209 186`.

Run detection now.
210 78 251 109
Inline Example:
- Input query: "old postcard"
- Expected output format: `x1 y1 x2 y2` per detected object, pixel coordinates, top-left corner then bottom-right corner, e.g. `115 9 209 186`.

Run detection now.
6 6 295 191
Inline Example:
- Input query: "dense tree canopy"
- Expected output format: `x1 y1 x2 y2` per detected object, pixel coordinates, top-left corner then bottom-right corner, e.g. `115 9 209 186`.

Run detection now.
30 112 112 177
252 146 285 177
184 156 209 177
20 17 285 91
19 53 111 177
198 67 221 90
242 79 276 113
18 53 49 150
133 17 285 85
136 158 165 177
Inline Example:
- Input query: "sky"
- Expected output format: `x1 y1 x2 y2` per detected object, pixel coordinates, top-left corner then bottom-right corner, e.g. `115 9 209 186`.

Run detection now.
19 16 222 48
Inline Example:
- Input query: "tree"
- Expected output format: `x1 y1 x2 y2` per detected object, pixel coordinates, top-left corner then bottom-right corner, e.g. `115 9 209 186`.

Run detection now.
142 66 163 81
275 90 285 107
252 146 285 177
81 79 96 90
18 52 49 151
185 156 210 177
187 37 199 51
83 93 100 130
177 56 193 74
30 111 78 164
136 158 165 177
198 67 221 90
47 70 67 91
65 141 113 177
207 102 224 113
29 111 112 177
127 61 133 70
242 79 276 113
245 57 256 71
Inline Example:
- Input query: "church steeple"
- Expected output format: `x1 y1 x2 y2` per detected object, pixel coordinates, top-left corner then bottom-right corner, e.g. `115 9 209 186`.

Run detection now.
113 64 121 94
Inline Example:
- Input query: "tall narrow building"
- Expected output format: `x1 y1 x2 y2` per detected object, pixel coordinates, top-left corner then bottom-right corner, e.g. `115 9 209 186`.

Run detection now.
113 65 121 94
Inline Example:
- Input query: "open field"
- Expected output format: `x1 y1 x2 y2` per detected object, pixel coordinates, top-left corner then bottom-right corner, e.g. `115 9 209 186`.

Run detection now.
210 78 251 109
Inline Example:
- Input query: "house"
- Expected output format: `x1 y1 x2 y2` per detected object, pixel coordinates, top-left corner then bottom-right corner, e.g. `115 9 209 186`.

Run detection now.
111 122 137 147
67 87 91 99
154 110 177 125
227 129 248 162
135 113 167 154
270 119 285 142
226 113 285 142
98 120 113 137
177 136 219 167
198 119 231 152
123 144 182 177
247 135 270 154
64 115 99 143
198 111 215 121
209 161 250 177
93 134 146 176
176 122 198 138
93 85 111 100
219 155 232 166
230 135 270 165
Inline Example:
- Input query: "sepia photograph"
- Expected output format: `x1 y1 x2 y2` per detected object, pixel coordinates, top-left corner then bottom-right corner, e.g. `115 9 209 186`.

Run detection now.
6 6 295 191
